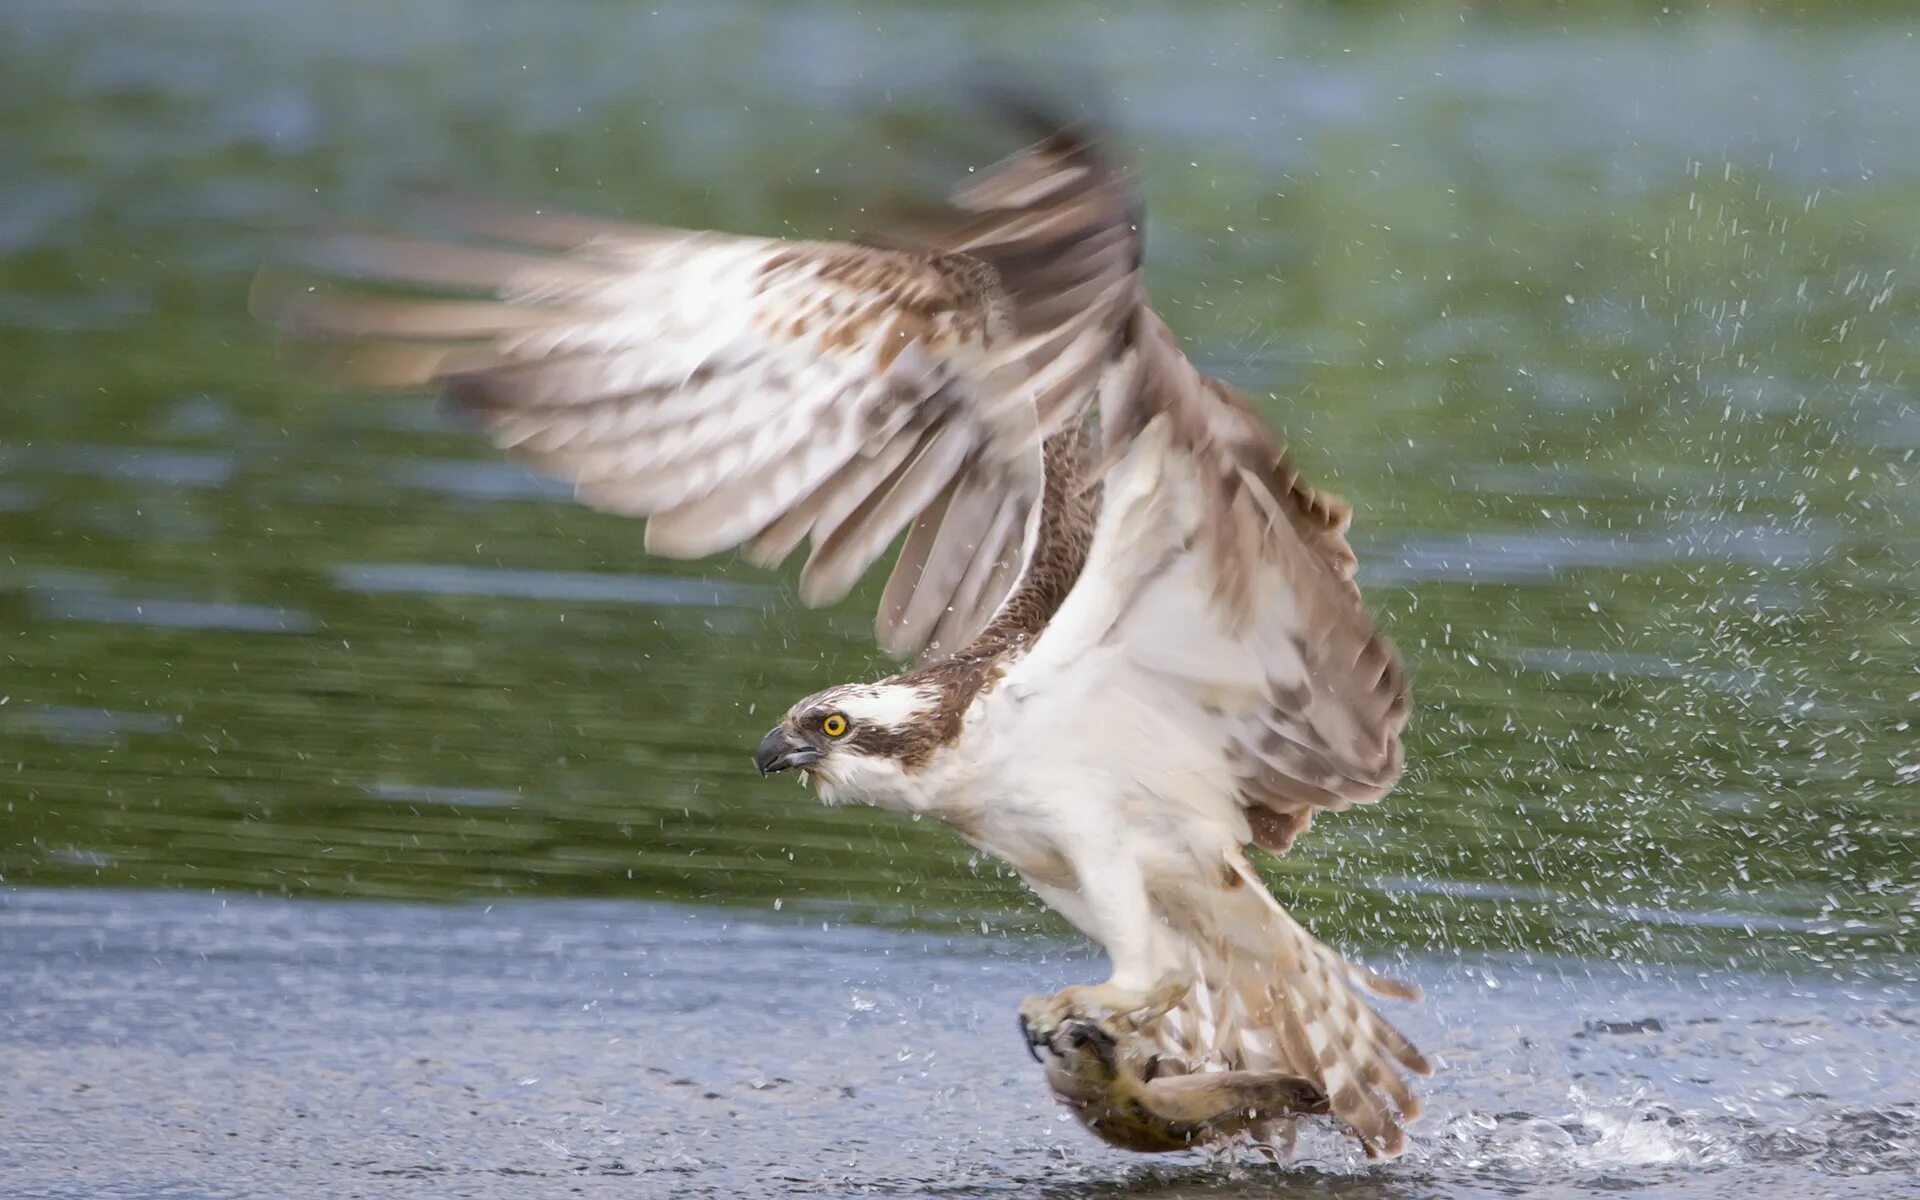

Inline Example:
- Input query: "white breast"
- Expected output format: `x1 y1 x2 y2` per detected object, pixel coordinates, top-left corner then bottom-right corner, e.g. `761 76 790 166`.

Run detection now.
919 661 1247 887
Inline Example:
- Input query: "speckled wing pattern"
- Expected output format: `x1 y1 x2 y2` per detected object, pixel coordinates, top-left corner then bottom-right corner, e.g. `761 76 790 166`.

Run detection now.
255 129 1138 660
1098 310 1411 842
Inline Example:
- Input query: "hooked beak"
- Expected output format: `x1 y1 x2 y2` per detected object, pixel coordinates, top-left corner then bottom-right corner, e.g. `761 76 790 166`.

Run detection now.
755 726 823 776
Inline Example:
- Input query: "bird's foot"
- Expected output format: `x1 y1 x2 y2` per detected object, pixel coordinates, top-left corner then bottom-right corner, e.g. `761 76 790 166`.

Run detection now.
1017 1006 1122 1071
1017 973 1190 1060
1060 975 1191 1028
1017 993 1074 1063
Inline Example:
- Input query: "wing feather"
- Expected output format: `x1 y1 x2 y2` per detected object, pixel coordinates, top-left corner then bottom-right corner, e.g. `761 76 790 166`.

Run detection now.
1041 308 1409 835
800 422 974 607
746 426 928 569
257 125 1141 659
890 468 1003 646
642 432 861 558
924 491 1026 656
874 476 960 653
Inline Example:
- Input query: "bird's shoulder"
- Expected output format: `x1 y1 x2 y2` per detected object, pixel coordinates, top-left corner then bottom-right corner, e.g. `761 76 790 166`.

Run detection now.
883 630 1039 768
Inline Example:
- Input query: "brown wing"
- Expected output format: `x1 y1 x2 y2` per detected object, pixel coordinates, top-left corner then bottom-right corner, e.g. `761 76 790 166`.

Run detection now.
1121 309 1407 846
878 124 1141 655
255 126 1141 660
1016 306 1409 849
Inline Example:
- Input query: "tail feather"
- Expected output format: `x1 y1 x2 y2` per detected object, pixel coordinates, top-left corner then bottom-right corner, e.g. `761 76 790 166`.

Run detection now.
1145 854 1429 1159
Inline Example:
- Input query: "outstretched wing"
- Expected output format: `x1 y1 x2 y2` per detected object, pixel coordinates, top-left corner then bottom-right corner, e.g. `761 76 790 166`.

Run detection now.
255 128 1138 660
1019 306 1409 847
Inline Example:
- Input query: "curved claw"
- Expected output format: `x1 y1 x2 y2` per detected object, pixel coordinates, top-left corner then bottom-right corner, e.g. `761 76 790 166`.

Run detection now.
1017 1010 1044 1063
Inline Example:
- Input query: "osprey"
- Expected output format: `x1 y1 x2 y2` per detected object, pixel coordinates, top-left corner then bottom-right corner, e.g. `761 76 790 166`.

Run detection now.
259 119 1430 1158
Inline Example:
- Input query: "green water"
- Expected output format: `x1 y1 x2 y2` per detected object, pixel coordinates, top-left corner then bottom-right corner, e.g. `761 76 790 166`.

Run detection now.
2 0 1915 971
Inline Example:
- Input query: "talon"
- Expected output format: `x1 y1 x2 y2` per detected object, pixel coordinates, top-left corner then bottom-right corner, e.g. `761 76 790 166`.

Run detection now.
1017 993 1066 1062
1017 1011 1043 1063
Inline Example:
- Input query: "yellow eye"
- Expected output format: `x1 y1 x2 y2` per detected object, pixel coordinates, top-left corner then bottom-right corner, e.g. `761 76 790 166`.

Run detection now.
822 714 849 738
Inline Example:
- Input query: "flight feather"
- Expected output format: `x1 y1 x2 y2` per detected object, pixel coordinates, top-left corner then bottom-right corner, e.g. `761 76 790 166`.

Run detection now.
254 128 1141 660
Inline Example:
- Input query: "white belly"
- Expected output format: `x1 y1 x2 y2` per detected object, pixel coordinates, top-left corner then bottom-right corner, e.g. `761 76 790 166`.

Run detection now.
918 671 1250 971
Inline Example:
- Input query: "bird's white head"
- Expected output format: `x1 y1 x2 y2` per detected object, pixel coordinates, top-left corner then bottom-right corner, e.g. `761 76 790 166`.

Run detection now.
753 680 944 810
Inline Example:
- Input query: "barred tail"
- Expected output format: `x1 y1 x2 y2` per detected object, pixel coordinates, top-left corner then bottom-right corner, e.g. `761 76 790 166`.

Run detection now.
1149 855 1432 1159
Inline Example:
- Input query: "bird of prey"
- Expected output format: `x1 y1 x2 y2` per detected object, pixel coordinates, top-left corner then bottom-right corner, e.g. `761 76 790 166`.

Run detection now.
257 115 1430 1159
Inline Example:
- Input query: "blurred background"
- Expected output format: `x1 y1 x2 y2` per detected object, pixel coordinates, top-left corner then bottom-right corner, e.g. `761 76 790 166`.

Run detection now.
0 2 1916 1193
5 0 1913 964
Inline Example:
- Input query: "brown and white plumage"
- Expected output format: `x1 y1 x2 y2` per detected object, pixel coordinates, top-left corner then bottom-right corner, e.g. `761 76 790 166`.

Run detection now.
261 117 1425 1159
997 305 1426 1157
257 129 1134 660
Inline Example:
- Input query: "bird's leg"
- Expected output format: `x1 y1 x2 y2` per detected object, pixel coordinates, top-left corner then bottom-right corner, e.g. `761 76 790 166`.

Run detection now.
1019 850 1192 1037
1015 979 1181 1064
1018 982 1177 1042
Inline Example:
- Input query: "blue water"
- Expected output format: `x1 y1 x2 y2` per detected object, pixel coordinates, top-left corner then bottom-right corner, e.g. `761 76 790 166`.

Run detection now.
2 890 1913 1198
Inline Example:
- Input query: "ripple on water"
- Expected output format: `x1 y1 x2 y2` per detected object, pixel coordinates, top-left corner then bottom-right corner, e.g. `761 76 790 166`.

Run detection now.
386 459 578 503
329 562 768 608
32 589 318 633
1509 647 1767 693
0 482 42 511
16 443 235 488
1362 519 1828 586
366 781 524 809
1371 875 1871 939
4 704 179 745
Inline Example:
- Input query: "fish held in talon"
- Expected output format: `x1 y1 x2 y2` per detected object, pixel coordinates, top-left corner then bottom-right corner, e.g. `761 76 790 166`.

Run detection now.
1020 1006 1332 1155
263 105 1426 1162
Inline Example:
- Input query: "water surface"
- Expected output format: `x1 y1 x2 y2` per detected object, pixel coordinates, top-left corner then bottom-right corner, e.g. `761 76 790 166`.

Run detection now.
3 890 1914 1198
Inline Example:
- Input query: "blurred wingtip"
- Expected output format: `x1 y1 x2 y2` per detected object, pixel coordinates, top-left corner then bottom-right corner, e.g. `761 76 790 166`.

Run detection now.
250 267 476 388
973 78 1085 142
962 67 1115 145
